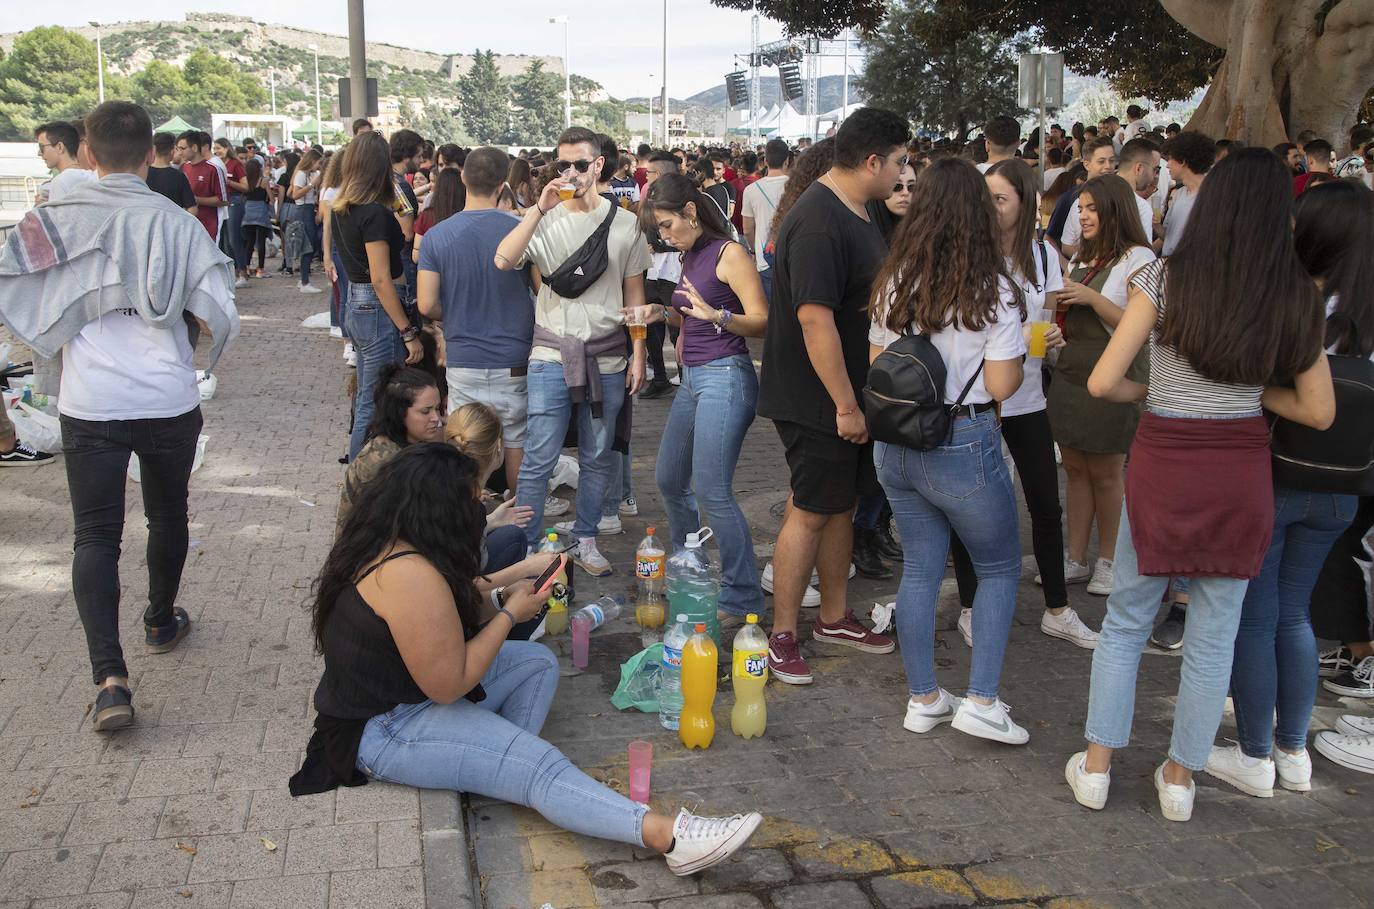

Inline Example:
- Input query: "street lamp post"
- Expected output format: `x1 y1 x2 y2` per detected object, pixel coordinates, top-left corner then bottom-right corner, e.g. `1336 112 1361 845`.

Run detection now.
661 0 668 148
89 21 104 104
548 16 571 129
648 73 655 144
308 44 322 146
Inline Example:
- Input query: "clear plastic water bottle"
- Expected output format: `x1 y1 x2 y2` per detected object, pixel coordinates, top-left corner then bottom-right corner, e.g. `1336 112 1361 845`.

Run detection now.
569 595 623 632
666 528 721 649
658 613 690 731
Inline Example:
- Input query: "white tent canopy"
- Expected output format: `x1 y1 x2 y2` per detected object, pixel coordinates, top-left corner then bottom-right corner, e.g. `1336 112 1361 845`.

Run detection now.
766 103 808 139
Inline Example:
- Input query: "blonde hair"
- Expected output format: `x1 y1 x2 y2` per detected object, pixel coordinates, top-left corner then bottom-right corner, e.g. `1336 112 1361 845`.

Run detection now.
445 403 504 481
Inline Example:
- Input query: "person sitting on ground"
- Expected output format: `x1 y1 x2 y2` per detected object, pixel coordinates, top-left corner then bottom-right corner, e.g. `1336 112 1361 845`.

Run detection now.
291 444 763 875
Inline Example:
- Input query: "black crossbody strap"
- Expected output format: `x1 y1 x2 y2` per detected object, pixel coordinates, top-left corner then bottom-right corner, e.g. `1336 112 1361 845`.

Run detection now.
950 361 984 409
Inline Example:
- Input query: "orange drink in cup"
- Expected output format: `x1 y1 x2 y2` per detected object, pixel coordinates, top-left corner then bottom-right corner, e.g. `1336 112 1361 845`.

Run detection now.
1029 309 1054 358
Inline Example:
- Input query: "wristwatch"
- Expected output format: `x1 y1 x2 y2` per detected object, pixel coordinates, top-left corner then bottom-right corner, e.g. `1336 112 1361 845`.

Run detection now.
400 326 421 343
490 587 516 625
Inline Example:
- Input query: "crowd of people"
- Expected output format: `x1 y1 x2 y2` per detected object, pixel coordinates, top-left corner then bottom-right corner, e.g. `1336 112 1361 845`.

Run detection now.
2 94 1373 873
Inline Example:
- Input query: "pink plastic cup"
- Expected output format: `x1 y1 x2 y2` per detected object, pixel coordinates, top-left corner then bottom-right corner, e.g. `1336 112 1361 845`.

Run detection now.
570 616 590 669
628 740 652 803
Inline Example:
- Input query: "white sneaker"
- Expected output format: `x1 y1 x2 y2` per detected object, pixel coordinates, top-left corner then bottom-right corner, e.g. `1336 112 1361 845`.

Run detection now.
329 326 343 338
618 496 638 516
1040 607 1100 649
1274 748 1312 792
299 282 323 294
761 562 821 609
1203 743 1274 798
345 348 357 368
555 514 622 535
1154 764 1196 822
1085 558 1114 596
663 808 763 876
904 689 960 734
572 538 613 577
957 607 972 648
1065 751 1110 810
543 495 570 517
234 275 249 288
1037 556 1090 586
669 374 681 386
951 697 1029 745
1335 714 1374 736
1314 731 1374 774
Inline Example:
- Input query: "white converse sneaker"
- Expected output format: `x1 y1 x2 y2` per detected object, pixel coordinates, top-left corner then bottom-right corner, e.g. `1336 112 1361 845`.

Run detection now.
1154 764 1196 822
572 538 613 577
1335 714 1374 736
951 697 1029 745
903 689 960 734
761 562 821 609
1040 607 1100 649
543 495 571 517
329 326 343 338
234 275 249 288
299 282 323 294
957 608 973 648
1086 558 1115 596
663 808 763 876
555 514 622 535
1038 556 1090 586
618 496 638 516
1203 743 1274 798
1065 751 1110 810
1314 731 1374 774
1274 748 1312 791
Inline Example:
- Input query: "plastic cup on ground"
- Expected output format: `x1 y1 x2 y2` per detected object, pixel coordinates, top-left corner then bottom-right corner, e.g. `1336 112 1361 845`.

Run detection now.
570 616 590 669
628 740 652 803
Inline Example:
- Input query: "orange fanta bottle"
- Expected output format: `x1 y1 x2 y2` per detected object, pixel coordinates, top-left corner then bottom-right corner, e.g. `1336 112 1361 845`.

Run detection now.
678 623 718 750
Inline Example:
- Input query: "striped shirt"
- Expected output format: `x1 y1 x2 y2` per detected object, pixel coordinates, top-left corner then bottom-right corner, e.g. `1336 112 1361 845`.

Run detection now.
1130 260 1264 416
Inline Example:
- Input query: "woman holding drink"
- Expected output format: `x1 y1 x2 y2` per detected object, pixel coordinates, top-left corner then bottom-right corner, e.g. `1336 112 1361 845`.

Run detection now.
628 173 770 621
1045 175 1157 597
949 159 1101 650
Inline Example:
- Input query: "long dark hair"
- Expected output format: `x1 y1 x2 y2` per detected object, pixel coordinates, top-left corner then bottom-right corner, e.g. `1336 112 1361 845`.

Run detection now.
985 158 1040 285
874 157 1024 334
1295 179 1374 358
1160 147 1325 384
244 157 263 192
639 172 734 244
311 444 486 651
366 364 440 446
1076 174 1150 266
427 167 466 225
769 138 835 242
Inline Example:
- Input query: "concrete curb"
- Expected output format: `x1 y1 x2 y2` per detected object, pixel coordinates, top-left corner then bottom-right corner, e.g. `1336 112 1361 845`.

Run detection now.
420 788 480 908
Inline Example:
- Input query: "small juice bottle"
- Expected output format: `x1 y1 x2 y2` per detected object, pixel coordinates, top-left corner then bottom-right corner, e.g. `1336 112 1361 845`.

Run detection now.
678 623 718 750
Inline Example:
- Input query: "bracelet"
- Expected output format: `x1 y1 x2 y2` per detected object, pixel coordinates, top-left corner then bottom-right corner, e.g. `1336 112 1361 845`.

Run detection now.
496 605 516 626
715 308 733 334
400 326 420 342
836 406 858 416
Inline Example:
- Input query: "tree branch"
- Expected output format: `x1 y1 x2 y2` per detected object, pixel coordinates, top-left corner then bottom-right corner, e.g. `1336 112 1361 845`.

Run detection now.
1157 0 1235 47
1322 0 1374 33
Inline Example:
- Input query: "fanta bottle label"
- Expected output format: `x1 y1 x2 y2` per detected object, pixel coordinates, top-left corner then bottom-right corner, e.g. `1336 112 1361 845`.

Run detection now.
636 553 665 580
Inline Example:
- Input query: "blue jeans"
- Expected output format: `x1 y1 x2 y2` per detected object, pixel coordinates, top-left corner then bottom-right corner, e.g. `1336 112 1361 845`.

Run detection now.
347 283 406 460
518 360 625 546
1085 510 1250 771
1232 488 1356 757
602 450 633 517
295 204 320 286
876 411 1021 699
330 248 351 334
226 198 246 271
655 354 763 617
758 268 772 304
356 641 647 846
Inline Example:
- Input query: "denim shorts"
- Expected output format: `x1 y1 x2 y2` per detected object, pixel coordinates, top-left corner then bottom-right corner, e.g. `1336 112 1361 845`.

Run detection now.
446 366 529 447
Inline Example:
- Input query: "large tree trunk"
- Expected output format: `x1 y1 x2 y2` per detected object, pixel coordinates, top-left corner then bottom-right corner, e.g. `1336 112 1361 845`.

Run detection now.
1160 0 1374 146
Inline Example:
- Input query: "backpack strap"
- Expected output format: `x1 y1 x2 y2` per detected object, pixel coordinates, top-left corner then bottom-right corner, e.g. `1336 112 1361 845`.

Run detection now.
950 362 985 409
1036 240 1049 292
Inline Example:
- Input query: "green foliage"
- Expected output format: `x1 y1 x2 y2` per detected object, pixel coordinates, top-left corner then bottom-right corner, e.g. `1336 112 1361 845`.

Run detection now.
509 59 564 145
0 26 103 138
858 1 1022 140
576 100 631 144
132 60 189 126
456 50 510 144
709 0 886 38
177 48 266 126
409 100 471 146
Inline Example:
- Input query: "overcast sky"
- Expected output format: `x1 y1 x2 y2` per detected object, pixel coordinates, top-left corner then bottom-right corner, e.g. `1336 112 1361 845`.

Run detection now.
0 2 866 100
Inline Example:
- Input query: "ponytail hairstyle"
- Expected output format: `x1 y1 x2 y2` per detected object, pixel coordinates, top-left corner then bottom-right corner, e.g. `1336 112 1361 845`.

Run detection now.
639 172 734 244
444 402 505 484
366 364 441 446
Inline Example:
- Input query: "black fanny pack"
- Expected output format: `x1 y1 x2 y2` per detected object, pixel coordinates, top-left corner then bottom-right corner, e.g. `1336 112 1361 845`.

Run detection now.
544 202 620 299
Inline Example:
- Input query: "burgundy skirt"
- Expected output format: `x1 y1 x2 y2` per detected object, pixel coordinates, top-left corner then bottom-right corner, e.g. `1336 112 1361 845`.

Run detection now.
1124 410 1274 579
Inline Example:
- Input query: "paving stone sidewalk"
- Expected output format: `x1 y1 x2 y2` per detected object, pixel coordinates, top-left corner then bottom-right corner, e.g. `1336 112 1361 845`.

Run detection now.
1 276 1370 909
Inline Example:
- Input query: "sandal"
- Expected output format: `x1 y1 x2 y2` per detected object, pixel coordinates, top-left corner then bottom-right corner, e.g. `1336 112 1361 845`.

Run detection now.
93 685 134 731
146 607 192 653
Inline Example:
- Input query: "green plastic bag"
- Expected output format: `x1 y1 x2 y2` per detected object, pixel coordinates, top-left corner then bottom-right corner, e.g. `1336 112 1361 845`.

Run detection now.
611 643 663 712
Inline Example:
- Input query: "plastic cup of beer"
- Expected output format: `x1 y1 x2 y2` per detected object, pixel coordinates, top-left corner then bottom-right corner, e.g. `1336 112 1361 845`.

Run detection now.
558 182 576 201
1029 309 1054 359
626 309 647 342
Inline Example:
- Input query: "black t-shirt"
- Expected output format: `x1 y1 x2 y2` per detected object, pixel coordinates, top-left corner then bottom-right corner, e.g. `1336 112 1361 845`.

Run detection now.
757 181 888 433
332 202 405 284
146 165 195 210
705 182 733 220
245 186 269 203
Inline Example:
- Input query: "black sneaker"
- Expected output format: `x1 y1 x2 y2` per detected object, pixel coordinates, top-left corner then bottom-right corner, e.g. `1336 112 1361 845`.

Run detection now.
872 521 904 562
0 440 54 467
640 378 673 399
1150 604 1186 651
146 607 192 653
1319 645 1358 679
852 529 893 580
92 685 134 731
1323 656 1374 698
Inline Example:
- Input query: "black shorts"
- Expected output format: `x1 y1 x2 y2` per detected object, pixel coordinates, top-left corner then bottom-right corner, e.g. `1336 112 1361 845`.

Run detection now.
774 420 877 515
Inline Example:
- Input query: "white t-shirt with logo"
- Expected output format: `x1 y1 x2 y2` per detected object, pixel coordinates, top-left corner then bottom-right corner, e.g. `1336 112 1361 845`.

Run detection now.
739 175 786 270
869 276 1028 406
1001 242 1064 417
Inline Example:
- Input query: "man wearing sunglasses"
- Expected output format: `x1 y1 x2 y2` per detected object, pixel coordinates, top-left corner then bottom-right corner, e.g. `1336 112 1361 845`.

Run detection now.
495 127 651 577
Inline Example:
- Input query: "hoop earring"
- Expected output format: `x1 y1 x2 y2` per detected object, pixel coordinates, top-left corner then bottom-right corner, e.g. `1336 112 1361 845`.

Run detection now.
689 218 699 229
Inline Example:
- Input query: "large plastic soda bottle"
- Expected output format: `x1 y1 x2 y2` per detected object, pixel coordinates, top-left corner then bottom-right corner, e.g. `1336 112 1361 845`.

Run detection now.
730 614 768 739
679 622 718 749
657 614 690 731
666 528 721 650
538 530 570 635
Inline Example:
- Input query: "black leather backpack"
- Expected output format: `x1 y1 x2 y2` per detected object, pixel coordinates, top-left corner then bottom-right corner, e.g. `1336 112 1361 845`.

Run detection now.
864 333 981 451
1270 333 1374 495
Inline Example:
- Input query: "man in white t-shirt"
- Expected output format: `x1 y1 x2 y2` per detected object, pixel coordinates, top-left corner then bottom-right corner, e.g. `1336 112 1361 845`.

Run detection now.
1059 138 1152 258
976 115 1020 174
34 120 96 205
495 127 650 575
740 138 791 302
1120 105 1150 144
1333 123 1373 189
1160 130 1216 257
